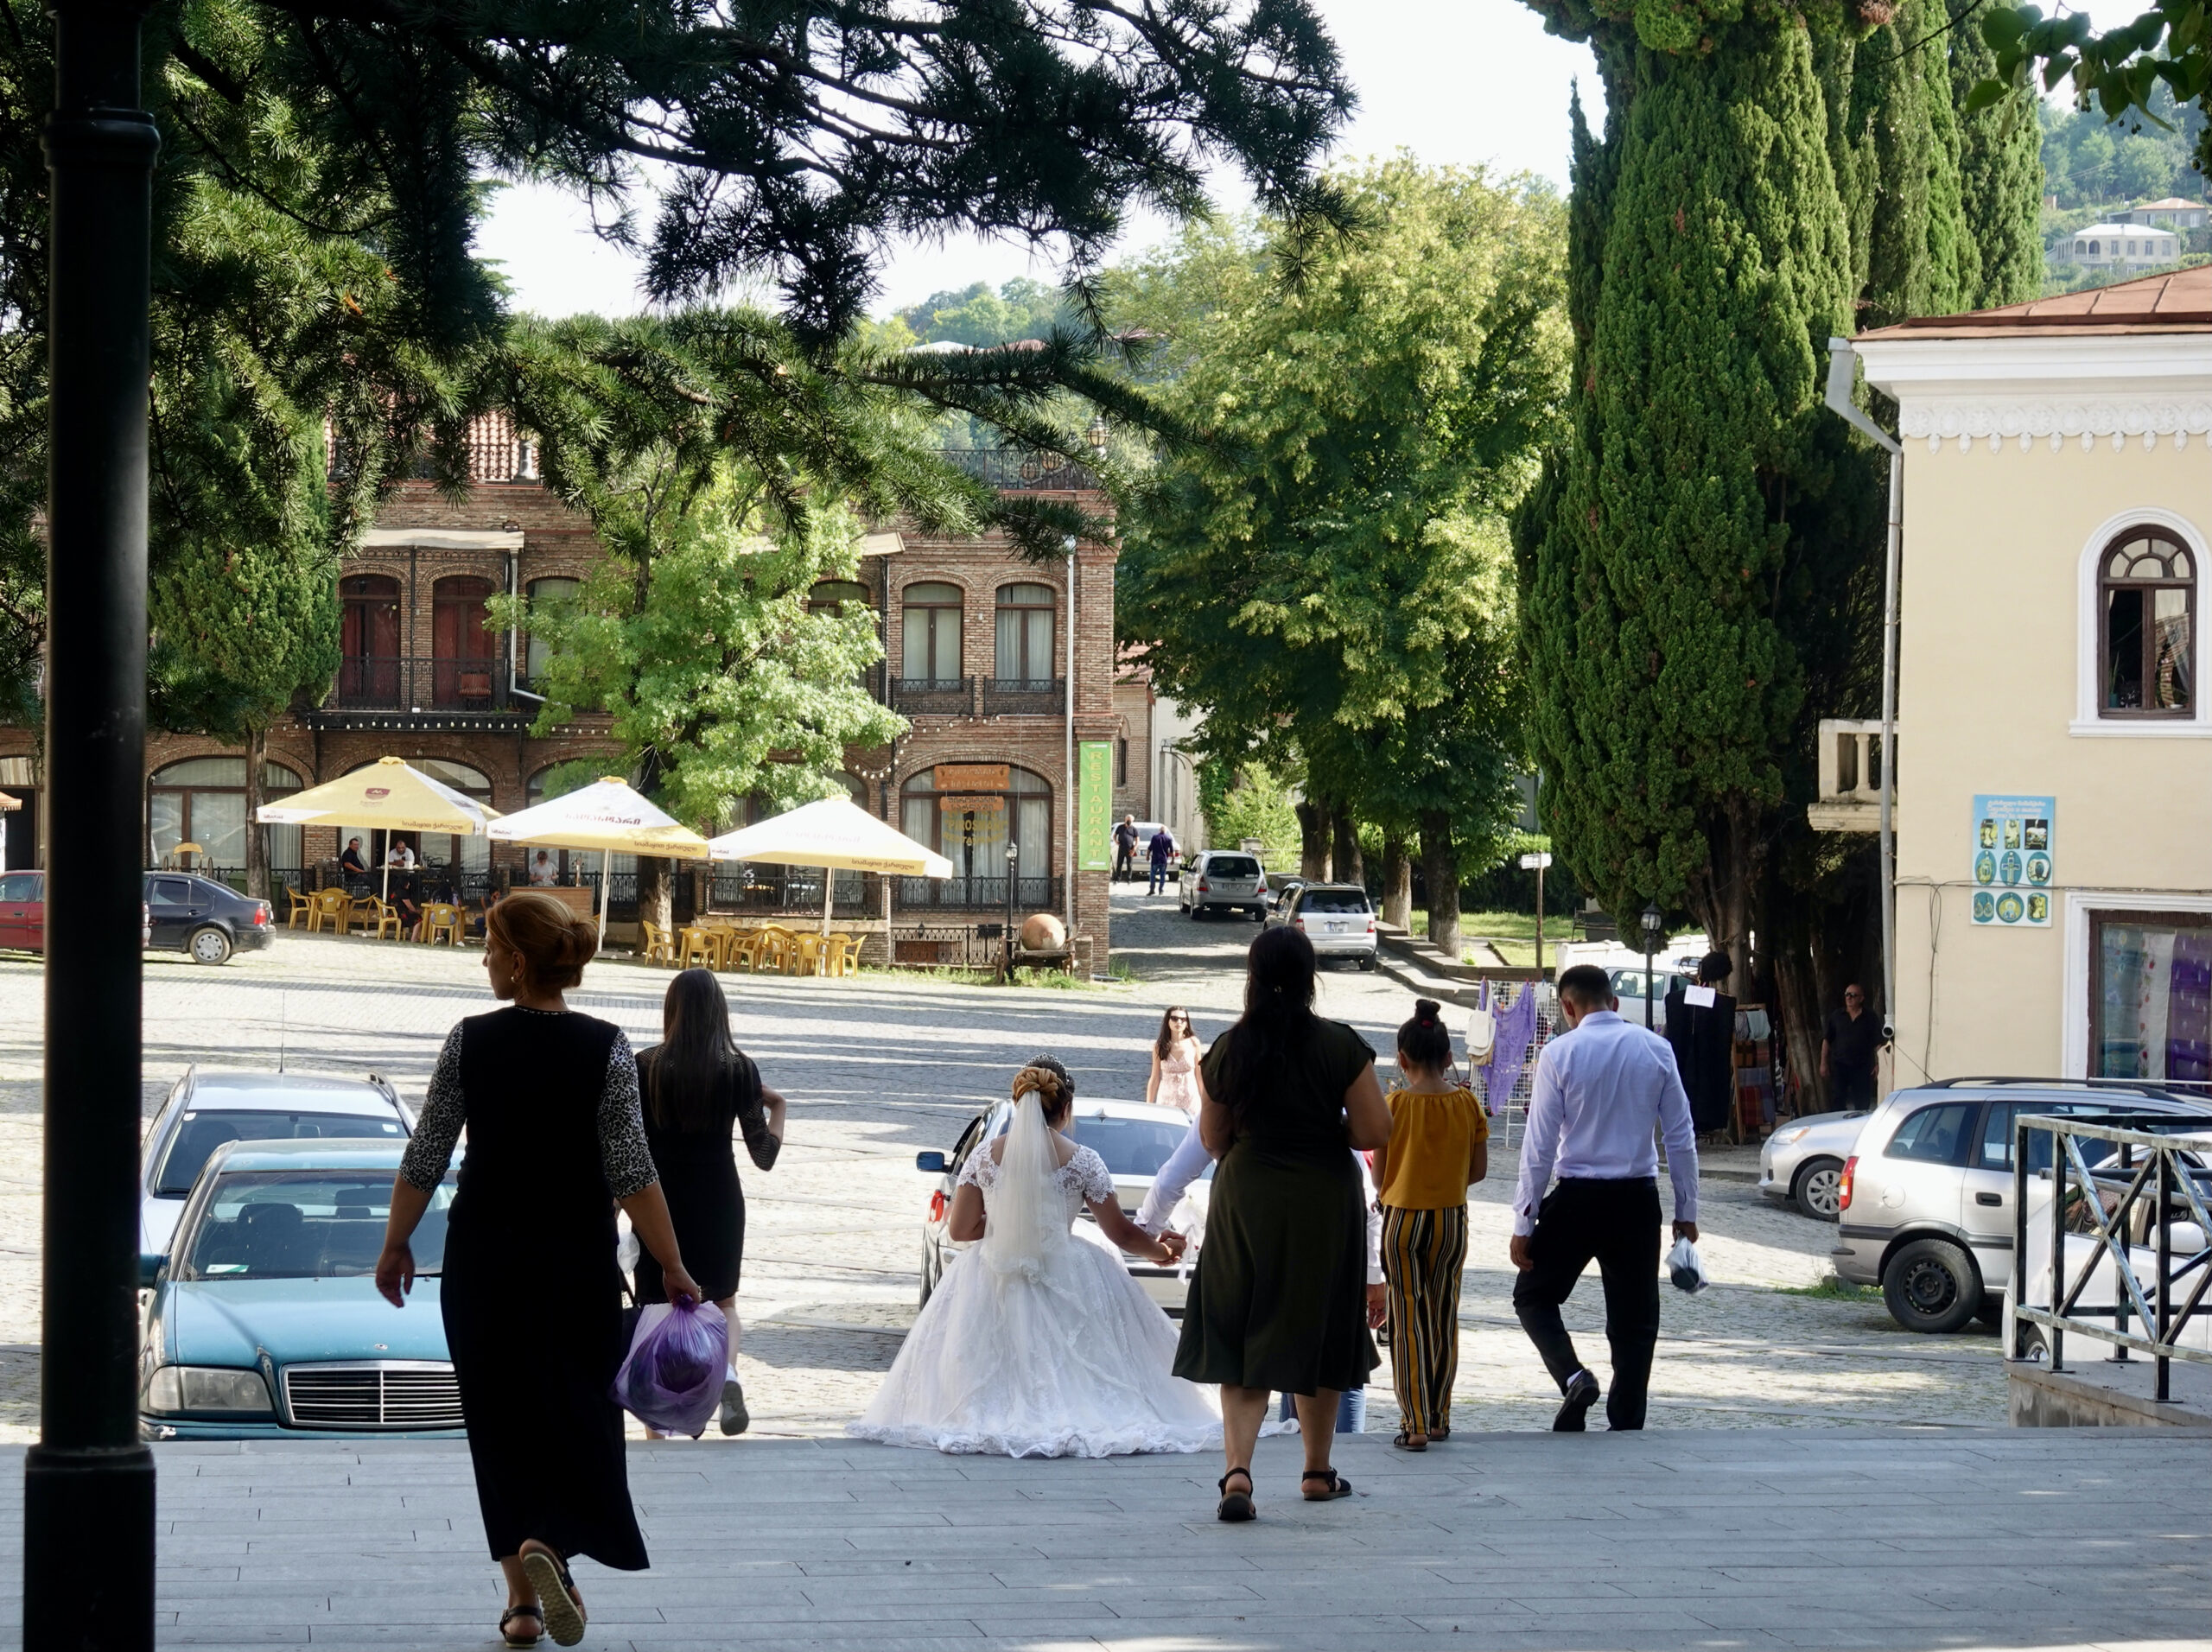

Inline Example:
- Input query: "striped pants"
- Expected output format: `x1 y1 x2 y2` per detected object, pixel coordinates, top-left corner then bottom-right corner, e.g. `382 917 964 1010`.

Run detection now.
1382 1204 1468 1438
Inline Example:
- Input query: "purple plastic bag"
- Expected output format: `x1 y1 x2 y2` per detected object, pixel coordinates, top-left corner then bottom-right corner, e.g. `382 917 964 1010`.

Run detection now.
610 1299 728 1438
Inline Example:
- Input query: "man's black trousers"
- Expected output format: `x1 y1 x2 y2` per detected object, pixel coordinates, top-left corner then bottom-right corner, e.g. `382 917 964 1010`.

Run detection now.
1511 1177 1662 1430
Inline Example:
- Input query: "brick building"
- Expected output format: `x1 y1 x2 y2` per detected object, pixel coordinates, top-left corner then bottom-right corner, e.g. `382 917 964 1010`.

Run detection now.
0 425 1121 964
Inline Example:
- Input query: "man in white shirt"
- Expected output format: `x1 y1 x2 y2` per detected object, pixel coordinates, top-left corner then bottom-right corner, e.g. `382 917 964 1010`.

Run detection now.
1510 963 1700 1432
529 850 557 887
385 839 415 870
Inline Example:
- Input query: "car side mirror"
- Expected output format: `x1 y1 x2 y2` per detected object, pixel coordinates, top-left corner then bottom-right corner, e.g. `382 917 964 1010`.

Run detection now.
139 1252 166 1288
915 1151 950 1174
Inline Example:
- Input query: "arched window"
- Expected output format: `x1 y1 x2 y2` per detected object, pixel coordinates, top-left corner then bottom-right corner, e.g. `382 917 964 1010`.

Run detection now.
900 581 963 684
808 580 871 615
2088 239 2101 256
149 759 304 872
339 575 401 706
432 576 496 708
524 576 579 685
994 582 1056 684
2101 528 2194 717
899 764 1052 904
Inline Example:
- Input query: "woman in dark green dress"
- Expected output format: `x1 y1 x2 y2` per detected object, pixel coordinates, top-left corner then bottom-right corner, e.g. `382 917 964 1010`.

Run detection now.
1173 926 1393 1520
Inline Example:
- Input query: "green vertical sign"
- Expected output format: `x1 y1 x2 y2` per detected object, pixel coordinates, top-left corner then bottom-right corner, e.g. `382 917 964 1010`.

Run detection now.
1077 740 1113 870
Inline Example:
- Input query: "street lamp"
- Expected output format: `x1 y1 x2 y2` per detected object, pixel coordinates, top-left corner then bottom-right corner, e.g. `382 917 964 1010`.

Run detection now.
1641 902 1663 1029
1086 412 1109 459
1003 837 1020 968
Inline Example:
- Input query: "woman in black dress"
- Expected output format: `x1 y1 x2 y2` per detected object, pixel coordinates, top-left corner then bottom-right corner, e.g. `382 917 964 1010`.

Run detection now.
1173 926 1393 1520
634 967 785 1437
376 891 701 1650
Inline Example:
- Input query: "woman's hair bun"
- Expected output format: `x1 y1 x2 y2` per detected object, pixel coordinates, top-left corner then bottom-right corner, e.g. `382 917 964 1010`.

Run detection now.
1414 997 1441 1022
1398 997 1452 1068
1011 1054 1076 1118
487 890 599 991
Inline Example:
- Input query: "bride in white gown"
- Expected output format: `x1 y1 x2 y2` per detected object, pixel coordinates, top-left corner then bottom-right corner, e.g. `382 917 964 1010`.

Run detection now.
849 1058 1225 1458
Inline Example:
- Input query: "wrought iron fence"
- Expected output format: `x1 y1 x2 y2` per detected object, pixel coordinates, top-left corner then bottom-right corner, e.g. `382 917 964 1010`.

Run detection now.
2012 1111 2212 1402
705 868 874 913
981 677 1065 716
892 676 976 717
327 655 521 714
894 875 1059 912
933 448 1100 491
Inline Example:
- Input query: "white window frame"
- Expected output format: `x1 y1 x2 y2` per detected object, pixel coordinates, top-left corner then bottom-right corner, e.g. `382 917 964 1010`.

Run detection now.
2071 505 2212 738
2061 889 2212 1080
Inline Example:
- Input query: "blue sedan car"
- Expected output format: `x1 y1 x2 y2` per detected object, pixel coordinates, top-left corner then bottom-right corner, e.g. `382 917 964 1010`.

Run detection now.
138 1139 463 1440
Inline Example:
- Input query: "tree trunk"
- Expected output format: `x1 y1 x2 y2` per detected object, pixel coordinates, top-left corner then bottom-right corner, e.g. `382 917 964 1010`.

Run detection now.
1419 809 1461 961
635 855 673 939
1331 804 1363 889
1381 833 1412 929
243 724 268 899
1294 796 1330 880
1770 932 1825 1119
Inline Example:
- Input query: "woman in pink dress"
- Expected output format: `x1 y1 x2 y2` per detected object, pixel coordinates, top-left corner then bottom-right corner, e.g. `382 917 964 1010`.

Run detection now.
1147 1007 1205 1115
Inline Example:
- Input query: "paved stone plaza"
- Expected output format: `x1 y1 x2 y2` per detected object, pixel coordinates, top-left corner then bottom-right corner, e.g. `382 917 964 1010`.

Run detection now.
3 1429 2208 1649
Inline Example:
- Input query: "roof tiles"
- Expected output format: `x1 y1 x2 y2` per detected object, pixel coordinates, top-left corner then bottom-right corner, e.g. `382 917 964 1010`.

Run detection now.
1859 265 2212 337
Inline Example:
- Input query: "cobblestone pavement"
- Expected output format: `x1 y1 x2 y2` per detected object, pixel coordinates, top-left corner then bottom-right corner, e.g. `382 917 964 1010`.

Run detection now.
0 886 2005 1443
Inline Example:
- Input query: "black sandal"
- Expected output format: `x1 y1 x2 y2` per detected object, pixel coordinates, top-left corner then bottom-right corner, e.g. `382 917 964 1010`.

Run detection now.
1301 1467 1354 1500
499 1605 543 1648
518 1544 586 1648
1392 1430 1427 1452
1217 1465 1255 1522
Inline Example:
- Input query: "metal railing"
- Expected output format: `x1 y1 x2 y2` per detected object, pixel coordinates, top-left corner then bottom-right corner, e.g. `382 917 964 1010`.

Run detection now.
705 868 874 914
894 874 1059 912
933 448 1100 492
982 677 1065 716
2012 1111 2212 1402
327 654 521 714
891 676 976 716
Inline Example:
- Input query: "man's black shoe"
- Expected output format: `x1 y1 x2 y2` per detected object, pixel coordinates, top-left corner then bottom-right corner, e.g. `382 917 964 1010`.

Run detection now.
1553 1371 1600 1432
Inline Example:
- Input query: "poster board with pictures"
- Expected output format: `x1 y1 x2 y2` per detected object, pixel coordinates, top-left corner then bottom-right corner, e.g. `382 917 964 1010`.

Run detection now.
1970 794 2054 928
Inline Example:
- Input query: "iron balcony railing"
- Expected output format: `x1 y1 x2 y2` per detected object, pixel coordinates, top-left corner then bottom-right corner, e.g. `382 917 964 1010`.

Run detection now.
2012 1111 2212 1402
707 867 874 914
328 654 520 714
934 448 1100 492
895 874 1059 912
892 676 976 717
982 677 1065 716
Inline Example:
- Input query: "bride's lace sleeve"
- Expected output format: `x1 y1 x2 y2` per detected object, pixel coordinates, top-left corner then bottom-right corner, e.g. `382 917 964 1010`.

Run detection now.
957 1147 995 1191
1069 1146 1116 1205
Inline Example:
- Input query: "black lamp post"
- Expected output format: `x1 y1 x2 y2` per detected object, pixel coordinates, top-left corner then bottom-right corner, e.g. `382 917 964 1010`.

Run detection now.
1003 836 1020 964
1641 902 1662 1030
29 3 160 1648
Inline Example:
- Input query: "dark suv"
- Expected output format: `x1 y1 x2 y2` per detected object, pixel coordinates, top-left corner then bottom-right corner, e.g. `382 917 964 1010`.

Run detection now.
0 869 271 964
1829 1077 2212 1332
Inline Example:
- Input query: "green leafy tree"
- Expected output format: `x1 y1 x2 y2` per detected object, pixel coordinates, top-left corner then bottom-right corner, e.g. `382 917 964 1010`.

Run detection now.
1977 2 2212 180
897 280 1073 347
1116 159 1566 957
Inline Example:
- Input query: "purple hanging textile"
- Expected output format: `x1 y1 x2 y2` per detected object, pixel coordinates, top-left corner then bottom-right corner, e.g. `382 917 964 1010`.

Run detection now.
1483 982 1541 1116
2166 931 2212 1085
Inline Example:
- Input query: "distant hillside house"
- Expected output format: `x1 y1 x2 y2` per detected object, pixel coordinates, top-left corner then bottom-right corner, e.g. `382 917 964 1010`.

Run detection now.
2115 198 2208 229
2055 223 2184 270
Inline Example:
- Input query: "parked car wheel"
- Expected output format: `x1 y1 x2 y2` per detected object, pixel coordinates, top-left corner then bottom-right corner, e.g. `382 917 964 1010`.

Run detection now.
1789 1156 1846 1221
187 925 233 966
1882 1237 1981 1334
1358 955 1376 971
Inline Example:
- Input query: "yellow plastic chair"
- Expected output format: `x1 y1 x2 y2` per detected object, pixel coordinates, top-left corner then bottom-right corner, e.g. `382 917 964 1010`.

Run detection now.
675 926 717 969
355 897 402 941
283 886 313 930
791 933 826 977
421 903 463 946
638 920 676 965
721 929 766 974
755 925 796 975
821 932 862 977
308 887 352 934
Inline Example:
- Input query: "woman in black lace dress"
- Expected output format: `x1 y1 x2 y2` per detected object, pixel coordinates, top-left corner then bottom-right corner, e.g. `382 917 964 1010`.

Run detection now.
634 968 785 1437
376 891 701 1650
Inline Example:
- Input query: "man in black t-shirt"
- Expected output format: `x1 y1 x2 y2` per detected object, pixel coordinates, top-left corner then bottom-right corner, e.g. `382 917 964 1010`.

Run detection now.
1112 814 1139 882
1821 985 1885 1109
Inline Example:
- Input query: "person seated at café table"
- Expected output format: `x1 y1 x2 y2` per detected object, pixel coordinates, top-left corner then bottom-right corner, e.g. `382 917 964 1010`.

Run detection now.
386 837 416 871
339 836 368 879
530 849 558 887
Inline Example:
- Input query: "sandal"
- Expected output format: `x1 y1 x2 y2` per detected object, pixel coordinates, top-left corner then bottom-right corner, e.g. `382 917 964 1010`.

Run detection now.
1392 1430 1428 1452
1430 1426 1450 1441
499 1605 543 1648
1216 1465 1255 1522
518 1543 586 1648
1301 1467 1354 1501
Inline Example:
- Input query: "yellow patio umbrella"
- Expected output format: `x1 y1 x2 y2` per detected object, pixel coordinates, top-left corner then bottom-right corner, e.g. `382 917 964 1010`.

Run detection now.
487 777 710 952
256 755 501 905
708 797 952 937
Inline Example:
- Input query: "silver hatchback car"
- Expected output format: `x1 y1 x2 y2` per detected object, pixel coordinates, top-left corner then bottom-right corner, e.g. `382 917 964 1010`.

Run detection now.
1829 1078 2212 1333
1179 850 1267 920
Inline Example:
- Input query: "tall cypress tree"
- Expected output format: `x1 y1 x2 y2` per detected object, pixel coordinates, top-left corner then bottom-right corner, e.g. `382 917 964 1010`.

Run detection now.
1951 11 2047 306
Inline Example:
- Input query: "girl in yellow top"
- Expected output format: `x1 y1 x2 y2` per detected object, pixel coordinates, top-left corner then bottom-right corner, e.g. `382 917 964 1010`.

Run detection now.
1371 998 1489 1451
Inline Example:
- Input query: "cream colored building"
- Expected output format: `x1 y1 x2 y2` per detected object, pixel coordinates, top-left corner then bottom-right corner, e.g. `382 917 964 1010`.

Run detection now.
1853 266 2212 1090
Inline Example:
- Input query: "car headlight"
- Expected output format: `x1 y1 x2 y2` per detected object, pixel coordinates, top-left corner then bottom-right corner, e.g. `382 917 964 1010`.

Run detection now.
143 1364 272 1416
1770 1126 1810 1147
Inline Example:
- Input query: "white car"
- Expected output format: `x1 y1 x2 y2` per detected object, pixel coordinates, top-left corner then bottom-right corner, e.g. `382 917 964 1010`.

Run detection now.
1271 882 1377 970
915 1097 1206 1312
140 1069 414 1259
1179 850 1267 921
1758 1109 1872 1218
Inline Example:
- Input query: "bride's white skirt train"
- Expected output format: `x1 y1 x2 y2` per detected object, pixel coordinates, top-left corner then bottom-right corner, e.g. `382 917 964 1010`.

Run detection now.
848 1232 1223 1458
